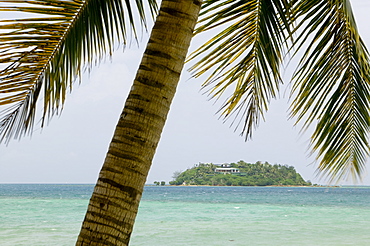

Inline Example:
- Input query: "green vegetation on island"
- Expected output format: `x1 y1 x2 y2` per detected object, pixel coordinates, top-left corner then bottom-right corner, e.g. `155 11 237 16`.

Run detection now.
153 181 166 186
170 161 311 186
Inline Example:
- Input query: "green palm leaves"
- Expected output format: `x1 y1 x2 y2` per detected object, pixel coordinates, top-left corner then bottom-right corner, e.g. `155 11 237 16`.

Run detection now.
0 0 156 143
1 0 369 183
290 0 370 182
190 0 370 182
190 0 290 140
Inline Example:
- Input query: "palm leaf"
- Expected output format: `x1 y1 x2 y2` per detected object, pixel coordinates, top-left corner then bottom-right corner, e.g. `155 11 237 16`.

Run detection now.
189 0 291 140
0 0 157 143
290 0 370 182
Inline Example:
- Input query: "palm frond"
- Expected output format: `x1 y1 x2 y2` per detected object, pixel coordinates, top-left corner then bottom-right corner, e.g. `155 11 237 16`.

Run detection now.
290 0 370 182
0 0 157 143
189 0 290 139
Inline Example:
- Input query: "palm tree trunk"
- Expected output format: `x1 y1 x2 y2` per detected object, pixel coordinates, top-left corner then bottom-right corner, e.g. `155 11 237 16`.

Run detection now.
76 0 202 245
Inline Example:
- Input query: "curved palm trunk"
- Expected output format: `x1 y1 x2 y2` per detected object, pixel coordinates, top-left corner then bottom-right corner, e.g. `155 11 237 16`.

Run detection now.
76 0 202 245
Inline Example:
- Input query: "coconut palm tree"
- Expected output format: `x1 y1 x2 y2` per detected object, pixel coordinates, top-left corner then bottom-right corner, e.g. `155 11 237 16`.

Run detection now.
0 0 202 244
75 1 202 244
1 0 369 245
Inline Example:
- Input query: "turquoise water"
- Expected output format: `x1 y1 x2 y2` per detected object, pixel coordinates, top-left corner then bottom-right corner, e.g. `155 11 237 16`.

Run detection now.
1 185 370 245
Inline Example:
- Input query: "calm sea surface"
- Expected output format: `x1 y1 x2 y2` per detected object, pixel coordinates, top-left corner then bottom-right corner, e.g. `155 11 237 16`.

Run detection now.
1 184 370 245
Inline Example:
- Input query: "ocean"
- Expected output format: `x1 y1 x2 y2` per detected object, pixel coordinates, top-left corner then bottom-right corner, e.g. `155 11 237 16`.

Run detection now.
1 184 370 246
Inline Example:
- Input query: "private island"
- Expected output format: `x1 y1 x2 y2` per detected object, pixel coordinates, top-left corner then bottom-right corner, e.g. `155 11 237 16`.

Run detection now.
169 161 312 186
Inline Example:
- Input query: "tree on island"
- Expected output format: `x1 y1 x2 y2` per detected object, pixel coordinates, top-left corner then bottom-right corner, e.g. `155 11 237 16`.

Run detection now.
170 161 312 186
1 1 370 245
154 181 165 186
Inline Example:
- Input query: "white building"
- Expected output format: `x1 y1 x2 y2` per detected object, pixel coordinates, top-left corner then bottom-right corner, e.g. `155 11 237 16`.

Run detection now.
214 168 240 174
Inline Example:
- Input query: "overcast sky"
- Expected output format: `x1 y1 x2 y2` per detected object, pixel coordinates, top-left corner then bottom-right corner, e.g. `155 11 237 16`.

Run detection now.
1 0 370 185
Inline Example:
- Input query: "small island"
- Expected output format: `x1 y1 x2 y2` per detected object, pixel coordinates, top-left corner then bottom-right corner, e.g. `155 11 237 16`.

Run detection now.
169 161 312 186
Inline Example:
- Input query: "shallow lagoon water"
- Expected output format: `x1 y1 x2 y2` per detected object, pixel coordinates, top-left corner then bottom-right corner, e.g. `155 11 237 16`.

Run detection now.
1 185 370 245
